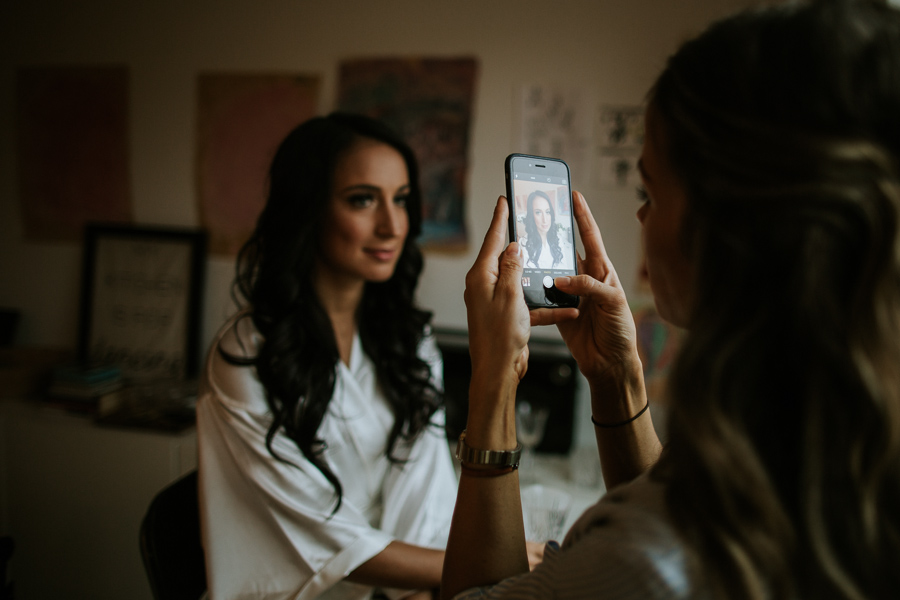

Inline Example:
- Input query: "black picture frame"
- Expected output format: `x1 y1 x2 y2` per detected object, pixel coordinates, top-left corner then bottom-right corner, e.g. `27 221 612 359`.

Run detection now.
77 223 207 380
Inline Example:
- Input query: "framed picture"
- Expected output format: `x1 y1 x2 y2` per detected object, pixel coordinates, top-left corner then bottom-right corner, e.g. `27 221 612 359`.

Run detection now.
77 224 207 380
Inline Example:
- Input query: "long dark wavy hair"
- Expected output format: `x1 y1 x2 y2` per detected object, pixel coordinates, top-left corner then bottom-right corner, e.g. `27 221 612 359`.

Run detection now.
523 190 563 267
651 1 900 598
221 112 441 511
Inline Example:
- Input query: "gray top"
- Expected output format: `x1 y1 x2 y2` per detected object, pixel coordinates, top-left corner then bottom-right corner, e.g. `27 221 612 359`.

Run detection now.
454 473 709 600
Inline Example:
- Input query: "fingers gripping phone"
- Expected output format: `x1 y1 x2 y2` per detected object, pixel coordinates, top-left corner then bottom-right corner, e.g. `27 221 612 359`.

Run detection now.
505 153 579 308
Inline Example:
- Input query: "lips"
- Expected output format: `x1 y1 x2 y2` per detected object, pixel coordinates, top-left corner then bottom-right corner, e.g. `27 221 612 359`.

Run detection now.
364 248 398 261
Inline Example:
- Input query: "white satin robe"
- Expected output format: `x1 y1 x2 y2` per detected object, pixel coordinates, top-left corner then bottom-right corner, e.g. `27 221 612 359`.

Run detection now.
197 314 458 600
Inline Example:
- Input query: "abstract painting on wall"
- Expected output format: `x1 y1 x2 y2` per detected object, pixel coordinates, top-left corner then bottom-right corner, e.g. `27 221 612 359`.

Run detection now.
16 65 131 242
337 57 478 251
196 73 320 255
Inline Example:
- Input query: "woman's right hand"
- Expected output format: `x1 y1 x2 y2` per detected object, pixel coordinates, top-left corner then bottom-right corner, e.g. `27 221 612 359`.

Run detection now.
463 197 531 428
531 191 642 390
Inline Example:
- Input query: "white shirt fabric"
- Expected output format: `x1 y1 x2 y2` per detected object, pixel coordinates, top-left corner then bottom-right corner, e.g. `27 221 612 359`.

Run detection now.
453 473 709 600
523 236 574 270
197 312 458 600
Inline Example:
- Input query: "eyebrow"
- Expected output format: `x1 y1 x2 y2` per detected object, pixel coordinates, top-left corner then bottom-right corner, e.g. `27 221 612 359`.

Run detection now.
337 183 411 195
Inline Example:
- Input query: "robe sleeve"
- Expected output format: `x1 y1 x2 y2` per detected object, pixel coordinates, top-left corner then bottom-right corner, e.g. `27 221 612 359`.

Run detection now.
197 320 393 600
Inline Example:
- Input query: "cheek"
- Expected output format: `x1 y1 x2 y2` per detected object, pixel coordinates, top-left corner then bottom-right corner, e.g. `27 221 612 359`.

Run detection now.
398 209 410 238
646 231 694 318
334 219 364 243
320 211 365 255
643 218 674 280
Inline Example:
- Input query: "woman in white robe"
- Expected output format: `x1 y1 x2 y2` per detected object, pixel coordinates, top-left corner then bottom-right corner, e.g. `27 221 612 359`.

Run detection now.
197 113 458 600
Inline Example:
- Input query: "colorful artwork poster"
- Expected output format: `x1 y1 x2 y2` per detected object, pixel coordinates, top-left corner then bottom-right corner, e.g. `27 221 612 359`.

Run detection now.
16 65 131 242
197 73 320 255
337 57 478 251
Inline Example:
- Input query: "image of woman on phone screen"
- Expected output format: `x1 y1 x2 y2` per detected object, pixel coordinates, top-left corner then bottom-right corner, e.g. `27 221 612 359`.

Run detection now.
521 189 573 270
196 113 458 600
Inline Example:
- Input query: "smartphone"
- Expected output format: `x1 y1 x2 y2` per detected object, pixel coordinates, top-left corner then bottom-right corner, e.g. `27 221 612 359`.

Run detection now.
505 153 579 309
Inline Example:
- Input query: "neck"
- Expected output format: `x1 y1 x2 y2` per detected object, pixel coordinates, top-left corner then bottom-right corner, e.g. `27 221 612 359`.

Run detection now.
313 263 365 366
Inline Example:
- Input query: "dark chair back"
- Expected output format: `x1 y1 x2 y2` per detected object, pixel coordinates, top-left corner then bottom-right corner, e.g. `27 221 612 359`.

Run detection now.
139 470 207 600
0 536 13 600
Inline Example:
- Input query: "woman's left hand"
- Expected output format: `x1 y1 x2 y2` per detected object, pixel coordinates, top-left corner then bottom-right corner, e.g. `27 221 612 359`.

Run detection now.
464 197 531 391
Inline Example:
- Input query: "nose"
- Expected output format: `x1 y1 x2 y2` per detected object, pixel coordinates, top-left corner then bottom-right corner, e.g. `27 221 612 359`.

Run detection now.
376 201 407 238
636 202 648 224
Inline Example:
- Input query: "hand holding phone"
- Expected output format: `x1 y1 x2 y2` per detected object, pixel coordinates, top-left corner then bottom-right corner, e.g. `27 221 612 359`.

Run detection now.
505 154 579 308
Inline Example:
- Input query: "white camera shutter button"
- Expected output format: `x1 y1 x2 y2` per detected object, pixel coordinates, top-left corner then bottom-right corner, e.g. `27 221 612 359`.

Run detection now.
542 275 554 289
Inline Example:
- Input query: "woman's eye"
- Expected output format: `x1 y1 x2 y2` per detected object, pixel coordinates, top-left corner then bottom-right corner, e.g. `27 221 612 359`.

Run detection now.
394 194 409 207
347 193 375 208
636 186 650 203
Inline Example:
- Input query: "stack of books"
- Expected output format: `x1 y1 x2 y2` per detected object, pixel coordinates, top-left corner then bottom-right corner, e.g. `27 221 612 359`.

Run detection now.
44 363 124 415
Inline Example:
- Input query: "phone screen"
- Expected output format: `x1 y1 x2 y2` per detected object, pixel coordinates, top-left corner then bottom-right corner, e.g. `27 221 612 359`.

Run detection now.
505 154 579 308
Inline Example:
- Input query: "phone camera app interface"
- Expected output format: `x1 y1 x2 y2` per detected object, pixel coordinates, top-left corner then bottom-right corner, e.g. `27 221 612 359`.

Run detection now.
510 174 575 296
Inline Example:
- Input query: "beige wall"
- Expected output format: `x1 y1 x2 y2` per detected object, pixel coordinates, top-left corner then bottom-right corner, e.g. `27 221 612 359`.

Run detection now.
0 0 754 358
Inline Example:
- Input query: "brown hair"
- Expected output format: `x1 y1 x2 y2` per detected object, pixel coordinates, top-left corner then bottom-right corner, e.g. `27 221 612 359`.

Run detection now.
651 1 900 598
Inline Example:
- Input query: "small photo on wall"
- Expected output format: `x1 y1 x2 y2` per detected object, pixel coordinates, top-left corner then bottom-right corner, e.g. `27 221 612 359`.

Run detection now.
593 105 644 190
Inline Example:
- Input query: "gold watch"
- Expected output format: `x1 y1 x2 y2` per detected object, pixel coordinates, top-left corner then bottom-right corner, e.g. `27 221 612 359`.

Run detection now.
455 430 522 468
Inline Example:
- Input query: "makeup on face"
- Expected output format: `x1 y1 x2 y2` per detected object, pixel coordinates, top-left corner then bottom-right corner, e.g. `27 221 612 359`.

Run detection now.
317 139 411 287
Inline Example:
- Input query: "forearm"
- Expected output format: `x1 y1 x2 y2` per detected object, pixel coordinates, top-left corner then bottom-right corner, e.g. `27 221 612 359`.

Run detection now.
347 541 443 592
588 362 662 488
441 374 529 599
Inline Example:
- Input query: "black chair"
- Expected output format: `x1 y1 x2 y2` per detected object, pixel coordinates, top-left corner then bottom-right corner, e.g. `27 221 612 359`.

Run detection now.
0 536 13 600
139 470 207 600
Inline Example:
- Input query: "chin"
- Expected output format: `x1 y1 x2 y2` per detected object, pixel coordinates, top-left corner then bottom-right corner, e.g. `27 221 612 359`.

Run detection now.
649 286 685 328
654 301 690 329
366 267 399 283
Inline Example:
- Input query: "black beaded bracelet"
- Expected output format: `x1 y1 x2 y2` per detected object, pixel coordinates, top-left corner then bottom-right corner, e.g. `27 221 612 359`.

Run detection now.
591 400 650 428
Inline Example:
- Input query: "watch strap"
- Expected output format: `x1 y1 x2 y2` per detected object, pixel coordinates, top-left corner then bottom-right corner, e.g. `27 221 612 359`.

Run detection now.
455 430 522 468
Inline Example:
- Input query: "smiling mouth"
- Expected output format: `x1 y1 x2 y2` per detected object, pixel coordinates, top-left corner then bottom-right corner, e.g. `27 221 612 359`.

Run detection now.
365 248 397 261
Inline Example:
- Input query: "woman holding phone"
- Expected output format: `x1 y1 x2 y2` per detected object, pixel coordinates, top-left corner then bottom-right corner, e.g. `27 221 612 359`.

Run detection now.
197 113 457 600
443 1 900 598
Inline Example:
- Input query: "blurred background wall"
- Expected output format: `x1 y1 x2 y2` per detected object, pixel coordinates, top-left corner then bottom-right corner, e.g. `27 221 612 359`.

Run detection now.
0 0 755 356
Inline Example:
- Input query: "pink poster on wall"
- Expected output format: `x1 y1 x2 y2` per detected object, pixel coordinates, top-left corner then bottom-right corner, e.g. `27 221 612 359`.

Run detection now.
196 74 320 255
337 57 478 252
16 65 132 242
